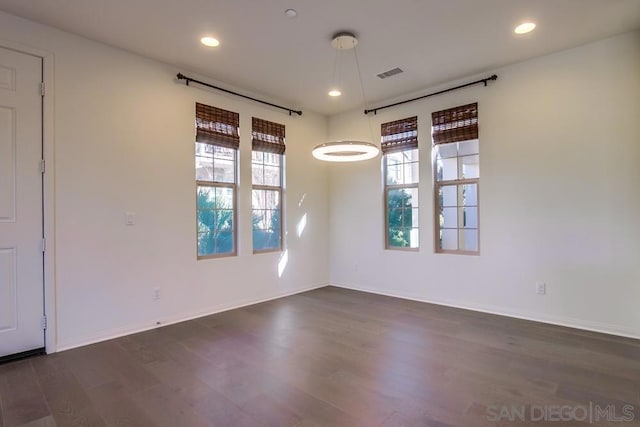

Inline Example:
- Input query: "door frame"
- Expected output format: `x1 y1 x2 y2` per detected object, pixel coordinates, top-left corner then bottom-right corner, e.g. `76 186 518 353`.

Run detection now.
0 39 56 354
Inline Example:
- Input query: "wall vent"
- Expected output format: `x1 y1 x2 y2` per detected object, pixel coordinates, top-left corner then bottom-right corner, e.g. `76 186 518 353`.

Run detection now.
376 67 403 79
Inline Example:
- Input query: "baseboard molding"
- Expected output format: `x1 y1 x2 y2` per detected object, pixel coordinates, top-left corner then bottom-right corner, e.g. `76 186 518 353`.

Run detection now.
330 283 640 341
55 283 329 352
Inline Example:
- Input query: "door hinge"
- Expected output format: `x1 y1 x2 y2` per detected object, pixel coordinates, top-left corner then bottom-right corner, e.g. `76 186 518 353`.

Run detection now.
41 315 47 330
41 238 46 253
40 159 46 174
40 82 45 96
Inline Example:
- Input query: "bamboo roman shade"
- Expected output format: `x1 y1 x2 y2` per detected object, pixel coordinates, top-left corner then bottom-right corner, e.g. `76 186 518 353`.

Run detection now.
252 117 286 155
381 116 418 154
431 103 478 145
195 103 240 149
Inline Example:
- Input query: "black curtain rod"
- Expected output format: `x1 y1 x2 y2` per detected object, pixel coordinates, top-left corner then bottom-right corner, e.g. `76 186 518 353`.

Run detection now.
176 73 303 116
364 74 498 115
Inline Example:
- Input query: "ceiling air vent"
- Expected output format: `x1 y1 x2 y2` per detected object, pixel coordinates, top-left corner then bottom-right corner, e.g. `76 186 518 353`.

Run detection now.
376 67 403 79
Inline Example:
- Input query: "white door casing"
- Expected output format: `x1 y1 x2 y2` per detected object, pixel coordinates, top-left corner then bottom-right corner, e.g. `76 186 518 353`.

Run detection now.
0 46 44 358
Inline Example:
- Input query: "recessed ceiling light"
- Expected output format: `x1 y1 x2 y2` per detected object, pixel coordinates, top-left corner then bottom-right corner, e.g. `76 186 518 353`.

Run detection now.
200 36 220 47
328 89 342 97
285 9 297 18
514 22 536 35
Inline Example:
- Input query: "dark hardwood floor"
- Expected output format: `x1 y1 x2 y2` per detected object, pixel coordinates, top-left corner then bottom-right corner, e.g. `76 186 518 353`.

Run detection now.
1 286 639 426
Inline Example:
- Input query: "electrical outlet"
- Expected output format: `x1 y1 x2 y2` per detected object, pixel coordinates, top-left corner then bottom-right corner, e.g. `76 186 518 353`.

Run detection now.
536 282 546 295
152 287 160 301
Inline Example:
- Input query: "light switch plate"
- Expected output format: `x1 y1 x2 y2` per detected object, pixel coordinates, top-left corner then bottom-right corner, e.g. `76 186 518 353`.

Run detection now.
125 212 136 226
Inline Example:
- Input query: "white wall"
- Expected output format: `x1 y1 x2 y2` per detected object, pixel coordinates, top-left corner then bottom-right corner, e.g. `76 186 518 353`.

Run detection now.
328 31 640 338
0 11 330 351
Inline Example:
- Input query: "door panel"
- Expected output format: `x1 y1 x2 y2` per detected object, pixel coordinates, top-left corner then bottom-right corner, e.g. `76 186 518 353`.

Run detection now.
0 105 16 221
0 46 44 358
0 248 17 332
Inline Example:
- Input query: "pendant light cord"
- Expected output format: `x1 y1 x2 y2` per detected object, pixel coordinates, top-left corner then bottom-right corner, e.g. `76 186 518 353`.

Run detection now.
353 40 376 143
331 48 340 90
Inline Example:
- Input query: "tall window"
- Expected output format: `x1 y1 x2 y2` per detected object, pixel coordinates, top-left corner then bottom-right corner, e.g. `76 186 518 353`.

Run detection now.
195 103 239 258
251 117 285 253
432 103 479 254
382 116 419 249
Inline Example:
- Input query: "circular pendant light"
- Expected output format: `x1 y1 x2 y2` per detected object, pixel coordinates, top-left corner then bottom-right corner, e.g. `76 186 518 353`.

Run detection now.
312 141 379 162
313 32 380 162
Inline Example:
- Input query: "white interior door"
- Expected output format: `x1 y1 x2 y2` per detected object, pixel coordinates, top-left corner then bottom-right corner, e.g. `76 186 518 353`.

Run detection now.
0 46 44 358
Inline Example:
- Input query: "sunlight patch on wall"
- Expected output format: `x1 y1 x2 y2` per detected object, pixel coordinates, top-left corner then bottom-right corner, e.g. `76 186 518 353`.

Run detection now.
297 213 307 238
278 250 289 278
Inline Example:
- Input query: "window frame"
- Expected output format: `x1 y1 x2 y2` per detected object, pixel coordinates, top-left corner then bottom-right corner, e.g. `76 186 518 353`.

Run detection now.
433 142 480 255
251 151 284 254
383 148 420 251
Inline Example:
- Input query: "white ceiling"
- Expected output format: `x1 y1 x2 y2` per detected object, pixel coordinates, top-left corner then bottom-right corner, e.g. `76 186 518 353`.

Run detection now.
1 0 639 115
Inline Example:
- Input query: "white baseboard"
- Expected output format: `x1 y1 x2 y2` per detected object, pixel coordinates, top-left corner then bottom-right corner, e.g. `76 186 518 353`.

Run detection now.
55 283 328 352
55 281 639 352
330 283 640 341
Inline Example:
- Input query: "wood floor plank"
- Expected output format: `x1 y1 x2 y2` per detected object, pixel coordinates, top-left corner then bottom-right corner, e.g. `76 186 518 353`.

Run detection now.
127 384 211 427
0 360 50 427
15 416 57 427
1 286 639 426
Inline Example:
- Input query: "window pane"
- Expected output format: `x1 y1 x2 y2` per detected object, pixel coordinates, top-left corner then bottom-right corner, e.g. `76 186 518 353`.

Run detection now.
460 229 478 252
197 229 234 256
439 185 457 207
458 139 479 156
388 228 412 248
252 163 264 185
195 156 213 181
411 208 419 228
440 229 458 251
216 210 234 230
462 207 478 228
265 190 280 209
197 186 215 208
252 214 282 251
252 150 264 163
462 183 478 206
437 157 457 181
404 162 419 185
405 187 419 208
402 148 419 162
253 209 265 228
196 184 235 256
215 232 234 253
252 189 265 209
435 143 457 159
263 165 281 186
213 146 234 160
252 229 267 251
409 228 419 249
215 187 233 208
460 155 479 179
386 161 402 185
264 153 281 166
195 142 214 158
440 207 457 229
386 151 404 165
387 186 418 249
213 158 235 183
198 232 215 256
268 230 282 249
270 208 281 231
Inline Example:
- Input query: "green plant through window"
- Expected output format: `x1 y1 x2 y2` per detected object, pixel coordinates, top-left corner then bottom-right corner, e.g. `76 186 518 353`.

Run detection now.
384 148 419 249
